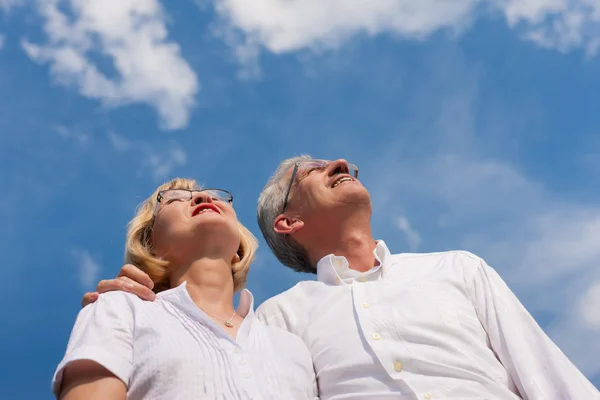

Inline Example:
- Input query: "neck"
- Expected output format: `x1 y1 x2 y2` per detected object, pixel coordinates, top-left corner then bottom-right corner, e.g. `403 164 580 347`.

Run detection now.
300 208 377 272
170 257 235 316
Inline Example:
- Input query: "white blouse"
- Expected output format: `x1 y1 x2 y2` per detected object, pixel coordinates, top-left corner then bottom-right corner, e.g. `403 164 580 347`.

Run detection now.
53 282 318 399
256 241 599 400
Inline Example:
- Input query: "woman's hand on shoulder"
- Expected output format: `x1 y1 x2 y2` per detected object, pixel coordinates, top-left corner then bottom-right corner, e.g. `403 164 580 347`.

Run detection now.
81 264 156 307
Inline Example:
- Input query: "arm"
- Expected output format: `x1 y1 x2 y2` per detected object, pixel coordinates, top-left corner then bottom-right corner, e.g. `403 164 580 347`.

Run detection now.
467 257 599 399
81 264 156 307
54 293 135 398
60 360 126 400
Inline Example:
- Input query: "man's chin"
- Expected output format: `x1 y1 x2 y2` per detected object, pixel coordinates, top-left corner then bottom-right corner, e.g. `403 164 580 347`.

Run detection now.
339 186 371 205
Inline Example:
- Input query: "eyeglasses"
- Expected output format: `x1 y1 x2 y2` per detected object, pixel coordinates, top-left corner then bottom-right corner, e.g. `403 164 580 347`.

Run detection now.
281 160 359 213
153 188 233 216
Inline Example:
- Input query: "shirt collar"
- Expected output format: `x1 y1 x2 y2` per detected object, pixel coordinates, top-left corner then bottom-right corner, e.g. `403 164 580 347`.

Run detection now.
316 240 392 286
157 281 255 322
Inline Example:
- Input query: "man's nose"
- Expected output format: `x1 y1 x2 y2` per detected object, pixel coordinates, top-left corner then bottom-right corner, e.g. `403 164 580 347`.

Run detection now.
327 159 350 176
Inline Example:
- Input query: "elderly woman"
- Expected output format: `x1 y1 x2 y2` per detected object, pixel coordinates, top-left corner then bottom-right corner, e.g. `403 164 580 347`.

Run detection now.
53 178 317 400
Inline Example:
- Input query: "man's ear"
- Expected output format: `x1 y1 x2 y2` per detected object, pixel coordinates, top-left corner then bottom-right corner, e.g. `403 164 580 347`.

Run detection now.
274 215 304 235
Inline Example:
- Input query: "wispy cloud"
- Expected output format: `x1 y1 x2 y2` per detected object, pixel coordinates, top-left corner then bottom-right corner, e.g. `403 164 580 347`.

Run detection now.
71 248 101 290
211 0 600 68
549 272 600 376
504 0 600 56
580 283 600 328
0 34 5 50
107 131 187 180
107 131 130 152
22 0 199 130
54 124 90 145
395 215 421 251
0 0 23 12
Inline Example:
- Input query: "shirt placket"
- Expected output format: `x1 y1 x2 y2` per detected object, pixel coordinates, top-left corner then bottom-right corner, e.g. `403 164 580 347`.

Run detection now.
227 341 262 400
352 281 430 398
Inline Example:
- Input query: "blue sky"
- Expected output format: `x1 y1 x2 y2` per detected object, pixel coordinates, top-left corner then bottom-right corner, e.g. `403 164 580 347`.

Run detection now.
1 0 599 397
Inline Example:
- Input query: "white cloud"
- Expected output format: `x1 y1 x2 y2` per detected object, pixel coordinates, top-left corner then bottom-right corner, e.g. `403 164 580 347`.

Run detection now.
107 130 130 152
54 124 90 145
395 215 421 251
23 0 199 130
107 131 187 180
211 0 600 67
71 248 101 290
580 282 600 328
549 275 600 376
0 0 23 12
504 0 600 55
147 145 187 180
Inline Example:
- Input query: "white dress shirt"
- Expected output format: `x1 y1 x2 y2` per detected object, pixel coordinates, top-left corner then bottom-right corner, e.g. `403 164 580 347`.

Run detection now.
256 241 599 400
53 282 317 399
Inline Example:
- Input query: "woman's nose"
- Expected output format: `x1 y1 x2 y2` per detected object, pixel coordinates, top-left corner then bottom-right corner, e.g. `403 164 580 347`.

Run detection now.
191 191 213 205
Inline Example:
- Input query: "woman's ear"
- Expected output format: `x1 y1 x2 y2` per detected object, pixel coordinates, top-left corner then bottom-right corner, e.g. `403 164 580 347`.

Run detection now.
232 252 241 264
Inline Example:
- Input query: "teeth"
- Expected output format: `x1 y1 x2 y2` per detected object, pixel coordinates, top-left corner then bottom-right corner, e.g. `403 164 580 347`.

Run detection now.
332 177 352 188
196 208 216 215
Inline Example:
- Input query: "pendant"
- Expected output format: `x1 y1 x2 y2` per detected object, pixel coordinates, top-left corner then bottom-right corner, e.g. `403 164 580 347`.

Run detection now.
224 321 234 328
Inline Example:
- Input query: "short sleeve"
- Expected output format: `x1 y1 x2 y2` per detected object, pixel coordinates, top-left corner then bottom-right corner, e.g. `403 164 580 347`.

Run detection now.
52 292 135 396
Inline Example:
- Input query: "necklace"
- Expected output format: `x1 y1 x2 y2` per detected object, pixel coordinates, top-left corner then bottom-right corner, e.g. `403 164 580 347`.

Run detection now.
204 309 237 328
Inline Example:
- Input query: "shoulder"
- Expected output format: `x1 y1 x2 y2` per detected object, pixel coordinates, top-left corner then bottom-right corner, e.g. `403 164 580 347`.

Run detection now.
391 249 484 270
255 291 289 321
256 281 321 330
81 291 150 319
257 280 319 314
93 290 145 307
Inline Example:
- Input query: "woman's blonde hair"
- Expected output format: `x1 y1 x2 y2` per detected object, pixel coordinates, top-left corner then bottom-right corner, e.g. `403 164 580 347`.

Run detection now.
124 177 258 293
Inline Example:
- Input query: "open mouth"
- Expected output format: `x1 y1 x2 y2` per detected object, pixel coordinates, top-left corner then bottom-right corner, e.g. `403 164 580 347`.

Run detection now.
192 204 221 216
332 175 354 188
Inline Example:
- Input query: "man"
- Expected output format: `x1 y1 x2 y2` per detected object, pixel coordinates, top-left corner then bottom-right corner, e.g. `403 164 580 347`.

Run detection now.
84 157 599 399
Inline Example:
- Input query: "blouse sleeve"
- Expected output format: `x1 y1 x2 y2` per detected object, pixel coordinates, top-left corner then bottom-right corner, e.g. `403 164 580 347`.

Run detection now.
52 292 135 396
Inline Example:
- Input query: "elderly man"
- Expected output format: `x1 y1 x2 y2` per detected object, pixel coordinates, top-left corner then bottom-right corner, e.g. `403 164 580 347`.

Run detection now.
84 157 599 399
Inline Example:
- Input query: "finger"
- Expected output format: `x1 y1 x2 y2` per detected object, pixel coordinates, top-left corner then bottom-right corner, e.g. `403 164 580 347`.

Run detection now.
81 292 98 308
96 278 122 293
97 276 156 301
119 276 156 301
117 264 154 289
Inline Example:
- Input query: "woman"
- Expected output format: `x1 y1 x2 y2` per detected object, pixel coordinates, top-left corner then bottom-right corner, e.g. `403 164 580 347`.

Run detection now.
53 178 317 399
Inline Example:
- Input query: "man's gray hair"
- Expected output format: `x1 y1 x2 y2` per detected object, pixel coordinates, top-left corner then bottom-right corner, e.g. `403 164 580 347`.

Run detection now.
257 155 316 274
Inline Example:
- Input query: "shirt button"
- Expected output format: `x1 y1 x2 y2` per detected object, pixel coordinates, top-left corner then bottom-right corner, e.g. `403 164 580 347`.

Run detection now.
393 361 403 372
358 277 367 282
240 358 246 365
372 333 381 340
423 392 433 399
244 373 251 379
362 303 370 308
